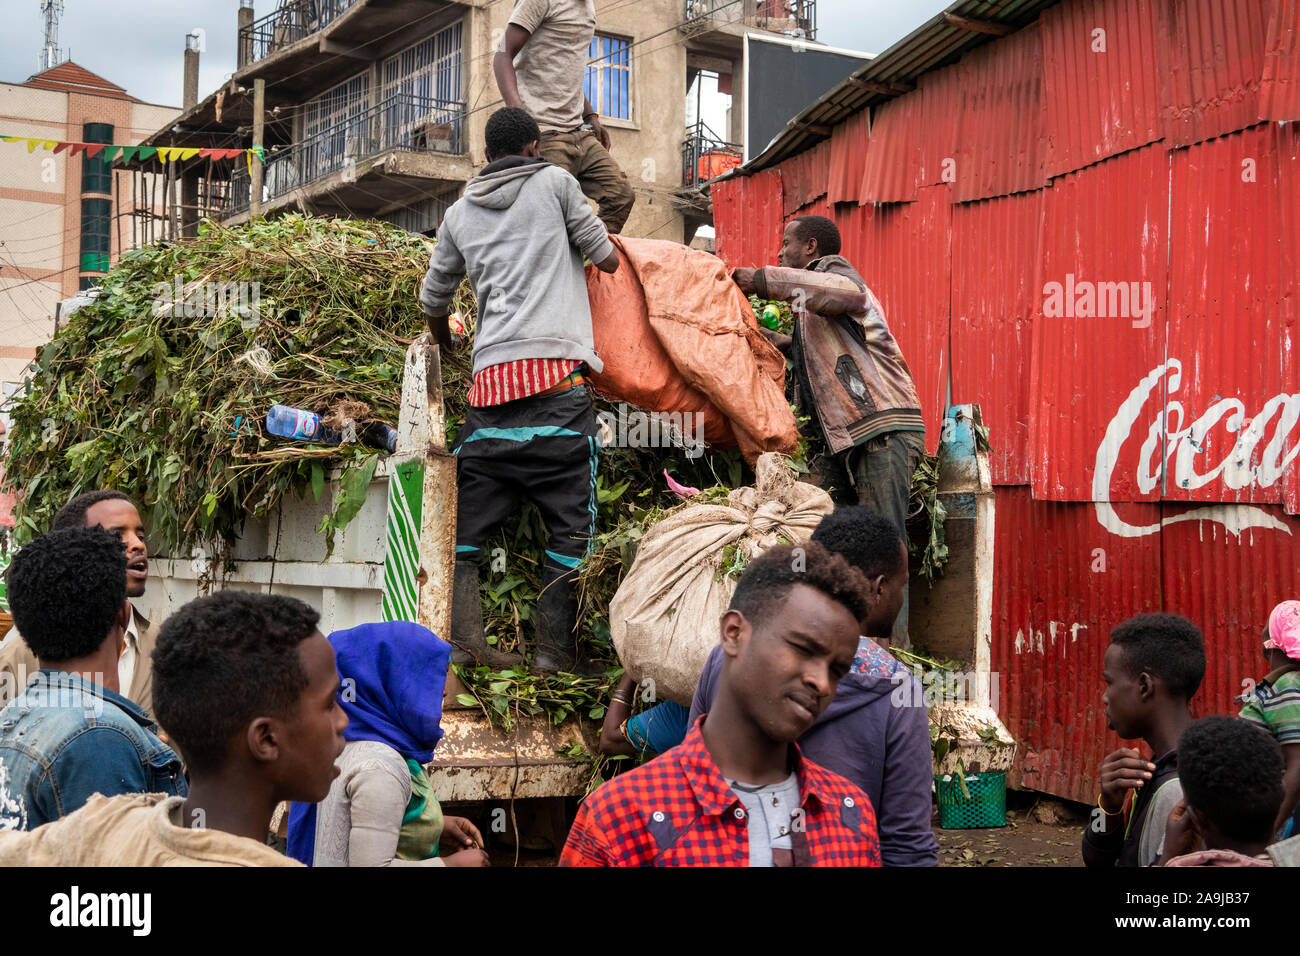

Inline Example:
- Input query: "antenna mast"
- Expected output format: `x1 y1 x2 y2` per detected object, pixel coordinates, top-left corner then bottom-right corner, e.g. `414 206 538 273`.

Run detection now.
39 0 65 72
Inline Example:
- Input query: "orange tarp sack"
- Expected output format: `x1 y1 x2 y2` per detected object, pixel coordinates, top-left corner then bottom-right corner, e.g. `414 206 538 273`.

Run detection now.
585 236 797 463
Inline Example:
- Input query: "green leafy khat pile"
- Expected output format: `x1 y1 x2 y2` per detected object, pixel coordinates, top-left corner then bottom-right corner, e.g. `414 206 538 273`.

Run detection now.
2 215 953 736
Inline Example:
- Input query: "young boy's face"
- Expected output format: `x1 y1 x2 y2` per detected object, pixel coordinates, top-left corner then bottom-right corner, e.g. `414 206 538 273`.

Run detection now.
1102 643 1145 739
275 631 348 802
727 584 860 742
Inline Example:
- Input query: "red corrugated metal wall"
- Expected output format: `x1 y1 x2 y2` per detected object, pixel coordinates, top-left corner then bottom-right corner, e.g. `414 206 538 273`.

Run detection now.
711 0 1300 802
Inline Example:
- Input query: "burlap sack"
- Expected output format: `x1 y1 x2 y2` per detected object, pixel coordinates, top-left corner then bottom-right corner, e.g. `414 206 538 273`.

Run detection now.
609 453 833 704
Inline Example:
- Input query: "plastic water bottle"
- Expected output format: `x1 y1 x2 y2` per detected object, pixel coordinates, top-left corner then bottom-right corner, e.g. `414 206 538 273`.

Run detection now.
266 405 341 444
760 303 781 330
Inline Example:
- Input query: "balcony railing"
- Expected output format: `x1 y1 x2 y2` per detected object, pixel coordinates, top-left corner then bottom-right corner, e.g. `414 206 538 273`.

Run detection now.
239 0 357 66
684 0 816 39
222 93 466 216
682 120 742 188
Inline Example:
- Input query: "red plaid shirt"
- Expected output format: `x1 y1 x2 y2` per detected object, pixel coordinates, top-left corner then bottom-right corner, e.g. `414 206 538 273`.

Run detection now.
560 717 882 867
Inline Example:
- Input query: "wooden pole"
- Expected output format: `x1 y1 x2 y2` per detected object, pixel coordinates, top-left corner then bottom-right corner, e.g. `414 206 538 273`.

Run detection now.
250 78 266 216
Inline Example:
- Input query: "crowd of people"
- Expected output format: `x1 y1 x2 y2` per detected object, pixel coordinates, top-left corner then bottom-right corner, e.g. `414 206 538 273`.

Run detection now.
1 483 1298 868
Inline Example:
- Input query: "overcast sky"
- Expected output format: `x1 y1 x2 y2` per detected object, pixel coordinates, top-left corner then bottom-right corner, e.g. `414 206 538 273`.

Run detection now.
1 0 952 109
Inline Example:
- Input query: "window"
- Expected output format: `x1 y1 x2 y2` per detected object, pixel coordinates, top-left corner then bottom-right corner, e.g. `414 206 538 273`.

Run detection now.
584 34 630 121
80 197 111 273
82 123 113 195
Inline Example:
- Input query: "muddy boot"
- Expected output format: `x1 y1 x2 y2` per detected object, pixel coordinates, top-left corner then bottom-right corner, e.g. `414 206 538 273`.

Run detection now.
533 564 584 676
450 560 522 669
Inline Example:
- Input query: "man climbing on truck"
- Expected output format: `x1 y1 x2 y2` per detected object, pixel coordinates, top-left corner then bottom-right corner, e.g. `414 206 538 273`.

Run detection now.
731 215 926 648
420 106 619 676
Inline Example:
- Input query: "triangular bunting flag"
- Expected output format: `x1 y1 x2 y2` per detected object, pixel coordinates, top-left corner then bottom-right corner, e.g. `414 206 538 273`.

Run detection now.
178 148 200 161
67 142 87 156
156 147 175 162
84 144 105 158
102 145 122 162
136 146 157 162
118 146 138 164
25 138 43 153
52 141 71 154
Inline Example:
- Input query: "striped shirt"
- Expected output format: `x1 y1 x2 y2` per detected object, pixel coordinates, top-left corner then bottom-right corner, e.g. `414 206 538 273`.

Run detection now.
467 359 580 407
1239 666 1300 745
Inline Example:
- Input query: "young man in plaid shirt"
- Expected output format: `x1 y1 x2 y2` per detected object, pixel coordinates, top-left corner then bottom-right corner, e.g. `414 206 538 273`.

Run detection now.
560 542 883 867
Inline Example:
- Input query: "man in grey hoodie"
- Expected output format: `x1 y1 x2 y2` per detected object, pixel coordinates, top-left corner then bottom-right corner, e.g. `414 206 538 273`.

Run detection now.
420 107 620 675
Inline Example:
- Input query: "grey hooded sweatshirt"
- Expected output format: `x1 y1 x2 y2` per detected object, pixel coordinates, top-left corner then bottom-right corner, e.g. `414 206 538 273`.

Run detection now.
420 156 614 376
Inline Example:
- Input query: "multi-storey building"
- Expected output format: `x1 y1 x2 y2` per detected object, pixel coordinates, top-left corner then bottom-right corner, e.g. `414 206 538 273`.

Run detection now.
0 62 176 387
129 0 816 245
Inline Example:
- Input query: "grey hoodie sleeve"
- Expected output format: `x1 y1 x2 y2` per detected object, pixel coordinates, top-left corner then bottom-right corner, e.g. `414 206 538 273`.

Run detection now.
557 170 616 264
420 219 465 315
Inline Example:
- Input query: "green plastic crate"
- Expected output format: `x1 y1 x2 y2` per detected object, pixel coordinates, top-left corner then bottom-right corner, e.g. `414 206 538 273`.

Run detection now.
936 771 1007 829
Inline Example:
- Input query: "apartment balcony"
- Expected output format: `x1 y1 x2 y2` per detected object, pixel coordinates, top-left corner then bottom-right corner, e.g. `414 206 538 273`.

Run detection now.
682 0 816 49
222 93 472 221
681 120 742 189
235 0 467 99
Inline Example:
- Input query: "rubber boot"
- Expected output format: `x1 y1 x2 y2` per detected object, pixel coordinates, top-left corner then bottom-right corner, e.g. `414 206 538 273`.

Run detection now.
450 560 522 669
533 564 583 676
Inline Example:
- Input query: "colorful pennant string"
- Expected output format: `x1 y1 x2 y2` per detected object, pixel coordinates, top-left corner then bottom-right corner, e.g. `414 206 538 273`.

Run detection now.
0 135 261 166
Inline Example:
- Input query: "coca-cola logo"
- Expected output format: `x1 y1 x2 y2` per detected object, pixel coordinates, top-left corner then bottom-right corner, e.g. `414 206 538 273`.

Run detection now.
1093 359 1297 538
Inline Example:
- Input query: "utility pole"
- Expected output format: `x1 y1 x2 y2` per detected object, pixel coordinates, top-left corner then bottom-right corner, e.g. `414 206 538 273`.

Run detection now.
250 78 265 216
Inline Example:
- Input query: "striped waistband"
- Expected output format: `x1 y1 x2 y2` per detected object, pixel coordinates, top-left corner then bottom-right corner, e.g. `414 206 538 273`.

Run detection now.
537 369 587 396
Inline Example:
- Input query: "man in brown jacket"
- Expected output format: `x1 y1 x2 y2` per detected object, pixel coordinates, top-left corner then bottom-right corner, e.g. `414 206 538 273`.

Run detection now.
732 215 926 647
0 490 159 712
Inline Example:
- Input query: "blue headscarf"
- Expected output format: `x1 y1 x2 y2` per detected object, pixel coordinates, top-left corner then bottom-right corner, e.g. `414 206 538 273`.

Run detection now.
286 621 451 865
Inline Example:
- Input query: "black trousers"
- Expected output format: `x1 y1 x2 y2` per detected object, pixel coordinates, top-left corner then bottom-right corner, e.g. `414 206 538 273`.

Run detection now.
453 386 600 572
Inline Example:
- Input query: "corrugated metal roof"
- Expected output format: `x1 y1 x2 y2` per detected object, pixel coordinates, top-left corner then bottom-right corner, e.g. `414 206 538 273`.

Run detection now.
1030 142 1169 503
838 185 951 452
950 19 1049 201
826 108 870 203
780 139 831 216
738 0 1061 175
1261 0 1300 119
858 90 922 203
1164 121 1293 506
1159 0 1271 147
1040 0 1163 179
950 190 1044 484
991 488 1164 803
1159 507 1300 731
918 62 963 186
711 169 785 268
1282 121 1300 516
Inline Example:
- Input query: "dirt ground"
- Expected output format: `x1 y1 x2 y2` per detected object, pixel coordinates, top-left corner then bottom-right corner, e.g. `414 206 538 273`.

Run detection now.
935 789 1086 867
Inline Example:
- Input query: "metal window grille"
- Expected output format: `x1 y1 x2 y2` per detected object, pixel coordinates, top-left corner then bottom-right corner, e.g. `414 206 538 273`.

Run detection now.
381 22 463 106
584 34 630 121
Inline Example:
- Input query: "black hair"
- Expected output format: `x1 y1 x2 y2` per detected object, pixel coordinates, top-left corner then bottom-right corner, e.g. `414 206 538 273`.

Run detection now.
485 107 542 160
152 591 320 774
8 526 126 661
1177 717 1283 844
791 215 842 258
52 489 133 531
729 541 870 629
811 506 904 580
1109 613 1206 700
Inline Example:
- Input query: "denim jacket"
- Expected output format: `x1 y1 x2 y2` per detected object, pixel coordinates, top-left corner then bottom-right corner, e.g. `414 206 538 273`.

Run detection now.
0 670 186 831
